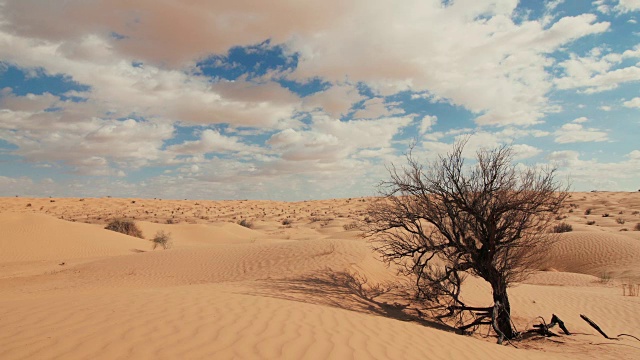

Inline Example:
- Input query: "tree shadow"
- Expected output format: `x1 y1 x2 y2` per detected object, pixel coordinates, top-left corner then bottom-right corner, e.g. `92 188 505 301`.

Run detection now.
244 268 456 333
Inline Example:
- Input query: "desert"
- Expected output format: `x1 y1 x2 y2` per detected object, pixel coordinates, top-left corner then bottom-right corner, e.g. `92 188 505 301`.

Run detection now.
0 192 639 359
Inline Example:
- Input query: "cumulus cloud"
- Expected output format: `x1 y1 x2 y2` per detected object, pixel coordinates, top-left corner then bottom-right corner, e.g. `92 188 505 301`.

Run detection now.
0 0 613 129
0 0 637 198
555 45 640 93
0 29 301 128
623 97 640 108
351 98 404 120
302 83 365 118
267 115 412 163
554 118 609 143
167 129 254 155
547 149 640 190
616 0 640 13
0 109 174 174
419 115 437 135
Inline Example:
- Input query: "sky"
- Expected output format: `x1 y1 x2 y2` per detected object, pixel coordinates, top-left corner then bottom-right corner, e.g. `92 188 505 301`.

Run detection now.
0 0 639 200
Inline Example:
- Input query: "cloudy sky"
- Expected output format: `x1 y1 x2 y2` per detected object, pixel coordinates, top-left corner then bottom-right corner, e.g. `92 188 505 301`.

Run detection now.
0 0 639 200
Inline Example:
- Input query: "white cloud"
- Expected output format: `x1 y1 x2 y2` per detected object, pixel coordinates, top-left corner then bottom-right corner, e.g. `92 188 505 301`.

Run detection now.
301 83 365 118
351 98 404 119
511 144 542 159
554 119 608 143
599 105 612 111
0 111 174 174
167 129 252 155
0 29 301 128
419 115 437 135
0 0 616 131
267 115 412 163
547 149 640 190
623 97 640 108
616 0 640 13
555 45 640 93
627 150 640 159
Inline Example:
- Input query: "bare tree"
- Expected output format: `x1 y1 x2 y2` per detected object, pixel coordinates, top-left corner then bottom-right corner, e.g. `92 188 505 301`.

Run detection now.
364 140 568 341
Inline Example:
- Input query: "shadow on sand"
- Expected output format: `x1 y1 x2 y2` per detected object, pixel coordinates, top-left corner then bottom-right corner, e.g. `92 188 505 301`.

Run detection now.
243 268 456 333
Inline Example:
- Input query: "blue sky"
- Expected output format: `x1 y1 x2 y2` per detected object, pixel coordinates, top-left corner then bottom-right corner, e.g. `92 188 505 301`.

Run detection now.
0 0 639 200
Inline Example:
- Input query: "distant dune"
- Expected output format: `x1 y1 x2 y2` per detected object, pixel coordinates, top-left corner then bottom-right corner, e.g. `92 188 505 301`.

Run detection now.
0 193 639 359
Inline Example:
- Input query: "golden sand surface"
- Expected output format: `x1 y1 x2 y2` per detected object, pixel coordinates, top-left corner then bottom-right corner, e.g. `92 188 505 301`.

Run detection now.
1 192 639 359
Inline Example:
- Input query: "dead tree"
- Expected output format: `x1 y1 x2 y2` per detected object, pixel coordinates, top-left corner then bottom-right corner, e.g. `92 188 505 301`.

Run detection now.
364 140 568 340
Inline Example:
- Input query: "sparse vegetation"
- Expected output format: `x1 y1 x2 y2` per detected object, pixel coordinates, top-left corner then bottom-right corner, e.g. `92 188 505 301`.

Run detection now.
602 213 610 217
598 271 612 284
622 283 639 297
105 218 144 238
552 222 573 233
587 220 596 225
343 221 359 231
585 208 592 215
365 140 568 341
616 217 625 224
282 218 292 226
634 223 640 231
238 219 254 228
151 230 172 250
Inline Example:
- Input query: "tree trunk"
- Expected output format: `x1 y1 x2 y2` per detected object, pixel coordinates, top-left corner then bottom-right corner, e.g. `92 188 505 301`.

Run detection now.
491 281 516 340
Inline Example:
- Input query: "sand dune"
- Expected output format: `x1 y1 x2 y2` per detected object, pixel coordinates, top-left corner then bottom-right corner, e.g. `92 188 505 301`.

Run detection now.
1 193 639 359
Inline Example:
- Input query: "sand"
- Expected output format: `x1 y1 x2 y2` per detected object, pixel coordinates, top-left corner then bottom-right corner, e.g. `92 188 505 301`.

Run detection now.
0 192 639 359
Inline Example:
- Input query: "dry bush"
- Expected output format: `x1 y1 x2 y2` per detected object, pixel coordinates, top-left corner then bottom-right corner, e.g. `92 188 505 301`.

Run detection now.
602 213 610 217
585 208 592 215
622 284 639 297
552 222 573 233
616 217 625 224
343 221 359 231
599 271 612 284
587 220 596 225
365 140 568 341
282 218 292 226
238 219 254 228
634 223 640 231
105 219 144 238
151 230 172 250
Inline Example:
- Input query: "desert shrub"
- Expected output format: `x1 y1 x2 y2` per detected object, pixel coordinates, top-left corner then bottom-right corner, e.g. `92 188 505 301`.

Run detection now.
616 217 625 224
282 218 292 226
623 283 639 297
632 211 639 215
552 222 573 233
587 220 596 225
602 213 610 217
343 221 359 231
635 223 640 231
584 208 592 215
105 219 144 238
365 140 568 340
166 219 175 224
238 219 254 228
599 271 612 284
151 230 172 250
26 203 31 207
